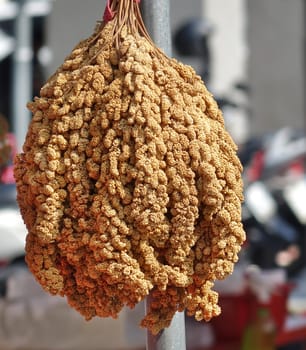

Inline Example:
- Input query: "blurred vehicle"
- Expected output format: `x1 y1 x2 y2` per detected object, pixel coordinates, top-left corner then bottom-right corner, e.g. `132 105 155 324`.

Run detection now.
173 17 213 84
0 183 26 266
241 127 306 277
0 130 26 267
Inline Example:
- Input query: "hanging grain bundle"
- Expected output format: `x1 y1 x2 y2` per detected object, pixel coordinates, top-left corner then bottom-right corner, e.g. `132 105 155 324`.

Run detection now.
14 0 245 335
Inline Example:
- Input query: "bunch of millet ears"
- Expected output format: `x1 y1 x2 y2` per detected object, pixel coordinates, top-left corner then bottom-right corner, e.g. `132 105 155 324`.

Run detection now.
14 0 245 335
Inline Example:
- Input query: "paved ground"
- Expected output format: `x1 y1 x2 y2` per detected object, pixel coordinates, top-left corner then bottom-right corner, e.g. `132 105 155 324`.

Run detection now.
0 268 147 350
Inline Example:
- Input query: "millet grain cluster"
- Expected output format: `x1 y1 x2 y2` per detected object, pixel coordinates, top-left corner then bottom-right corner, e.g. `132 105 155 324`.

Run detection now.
14 1 245 335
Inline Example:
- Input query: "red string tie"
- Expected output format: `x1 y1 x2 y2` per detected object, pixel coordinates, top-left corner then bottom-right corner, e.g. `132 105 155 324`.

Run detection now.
103 0 114 22
103 0 141 23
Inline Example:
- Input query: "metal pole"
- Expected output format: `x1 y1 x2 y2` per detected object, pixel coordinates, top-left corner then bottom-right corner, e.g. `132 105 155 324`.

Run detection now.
141 1 186 349
141 0 172 56
12 0 33 152
304 0 306 134
145 296 186 350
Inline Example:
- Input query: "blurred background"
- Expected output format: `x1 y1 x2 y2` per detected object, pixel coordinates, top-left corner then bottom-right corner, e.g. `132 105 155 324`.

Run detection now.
0 0 306 349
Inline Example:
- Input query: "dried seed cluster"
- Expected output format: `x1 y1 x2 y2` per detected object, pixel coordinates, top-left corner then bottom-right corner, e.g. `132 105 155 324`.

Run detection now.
14 14 245 335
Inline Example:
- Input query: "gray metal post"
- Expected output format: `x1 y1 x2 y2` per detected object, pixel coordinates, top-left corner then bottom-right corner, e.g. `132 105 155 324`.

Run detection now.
12 0 33 152
141 0 172 56
141 1 186 349
145 296 186 350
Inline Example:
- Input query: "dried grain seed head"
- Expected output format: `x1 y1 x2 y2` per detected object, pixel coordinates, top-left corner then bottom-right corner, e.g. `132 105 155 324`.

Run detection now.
14 0 246 335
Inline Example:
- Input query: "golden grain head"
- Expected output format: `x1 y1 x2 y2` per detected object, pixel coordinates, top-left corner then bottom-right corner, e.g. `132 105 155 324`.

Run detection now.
14 1 245 335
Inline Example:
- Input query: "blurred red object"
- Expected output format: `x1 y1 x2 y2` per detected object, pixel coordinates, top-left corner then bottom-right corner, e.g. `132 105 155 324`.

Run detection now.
210 283 294 341
0 133 16 184
210 292 256 341
1 165 14 184
269 283 295 331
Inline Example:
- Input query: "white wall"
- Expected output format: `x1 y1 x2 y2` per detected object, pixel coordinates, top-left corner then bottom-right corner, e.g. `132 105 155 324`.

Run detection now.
47 0 202 75
204 0 248 95
46 0 104 75
247 0 304 133
204 0 304 134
